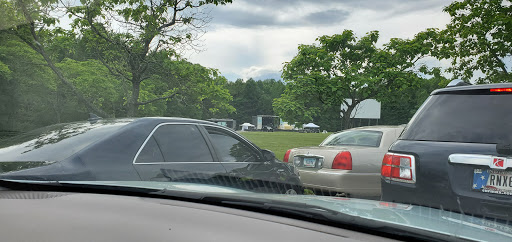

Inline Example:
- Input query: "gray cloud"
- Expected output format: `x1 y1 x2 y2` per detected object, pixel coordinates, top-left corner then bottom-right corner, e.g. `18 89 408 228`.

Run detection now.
211 7 350 28
209 0 452 28
305 9 350 25
211 9 278 27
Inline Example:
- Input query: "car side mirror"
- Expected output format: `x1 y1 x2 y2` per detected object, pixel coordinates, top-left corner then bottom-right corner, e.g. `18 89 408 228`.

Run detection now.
261 149 276 162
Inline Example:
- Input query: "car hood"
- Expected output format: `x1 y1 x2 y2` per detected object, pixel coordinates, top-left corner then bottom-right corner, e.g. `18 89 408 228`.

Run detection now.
252 194 512 241
4 180 512 240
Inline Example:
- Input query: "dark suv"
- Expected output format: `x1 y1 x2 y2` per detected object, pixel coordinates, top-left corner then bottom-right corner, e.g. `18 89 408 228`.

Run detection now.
381 81 512 219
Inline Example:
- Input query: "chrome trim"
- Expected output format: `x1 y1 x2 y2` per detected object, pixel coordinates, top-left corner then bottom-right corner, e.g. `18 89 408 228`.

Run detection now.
449 154 511 170
294 154 325 159
133 122 262 164
293 154 325 169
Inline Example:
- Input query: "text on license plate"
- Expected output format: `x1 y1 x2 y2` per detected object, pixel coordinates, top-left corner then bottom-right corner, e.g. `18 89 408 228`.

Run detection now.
303 158 316 168
473 169 512 196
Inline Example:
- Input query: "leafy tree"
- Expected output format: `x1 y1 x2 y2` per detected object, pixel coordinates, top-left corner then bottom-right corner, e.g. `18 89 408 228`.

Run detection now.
56 58 128 118
226 79 285 125
158 60 235 119
0 34 66 131
1 0 110 117
274 30 429 130
441 0 512 83
380 67 450 125
67 0 233 116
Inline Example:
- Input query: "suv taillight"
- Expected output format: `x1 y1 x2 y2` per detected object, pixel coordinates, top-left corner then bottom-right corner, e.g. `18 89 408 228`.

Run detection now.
332 151 352 170
381 153 416 183
283 149 292 163
490 88 512 92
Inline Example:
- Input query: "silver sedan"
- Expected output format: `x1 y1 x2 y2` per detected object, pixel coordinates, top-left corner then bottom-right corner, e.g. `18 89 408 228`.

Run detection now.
283 125 404 198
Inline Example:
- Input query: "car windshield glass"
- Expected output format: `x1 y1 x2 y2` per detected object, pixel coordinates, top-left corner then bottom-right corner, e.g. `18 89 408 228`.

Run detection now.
401 94 512 143
2 0 512 240
321 130 383 147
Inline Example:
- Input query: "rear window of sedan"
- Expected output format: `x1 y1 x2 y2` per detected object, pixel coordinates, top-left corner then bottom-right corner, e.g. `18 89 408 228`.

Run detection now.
0 120 130 162
320 130 383 147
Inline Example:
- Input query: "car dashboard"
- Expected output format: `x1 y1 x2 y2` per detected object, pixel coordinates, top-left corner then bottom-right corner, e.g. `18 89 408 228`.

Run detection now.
0 190 395 242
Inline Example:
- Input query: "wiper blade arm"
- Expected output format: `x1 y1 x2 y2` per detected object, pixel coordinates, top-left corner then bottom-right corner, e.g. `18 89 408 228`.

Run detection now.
219 199 339 219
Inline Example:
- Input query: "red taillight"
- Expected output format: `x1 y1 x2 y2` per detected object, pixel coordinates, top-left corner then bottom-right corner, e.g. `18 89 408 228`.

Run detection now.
490 88 512 92
283 149 292 163
332 151 352 170
381 153 415 183
381 153 392 177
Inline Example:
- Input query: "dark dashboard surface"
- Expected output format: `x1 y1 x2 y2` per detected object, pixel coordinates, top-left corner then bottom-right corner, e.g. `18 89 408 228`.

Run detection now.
0 190 394 242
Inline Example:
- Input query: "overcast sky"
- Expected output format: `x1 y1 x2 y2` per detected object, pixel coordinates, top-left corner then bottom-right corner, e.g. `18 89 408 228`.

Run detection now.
183 0 454 81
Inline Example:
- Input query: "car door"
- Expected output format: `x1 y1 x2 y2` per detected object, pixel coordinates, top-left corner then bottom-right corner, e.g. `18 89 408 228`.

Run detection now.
132 123 227 184
200 125 291 191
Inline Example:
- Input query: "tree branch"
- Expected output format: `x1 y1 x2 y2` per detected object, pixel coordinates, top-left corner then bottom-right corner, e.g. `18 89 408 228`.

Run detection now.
137 92 179 105
157 1 180 32
15 1 111 118
97 56 131 81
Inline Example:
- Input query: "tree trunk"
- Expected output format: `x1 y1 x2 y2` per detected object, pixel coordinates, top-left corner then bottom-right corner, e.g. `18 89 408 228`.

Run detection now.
127 81 141 117
341 105 355 130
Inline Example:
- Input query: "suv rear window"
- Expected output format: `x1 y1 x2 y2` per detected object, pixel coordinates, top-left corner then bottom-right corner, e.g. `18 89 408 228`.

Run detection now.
321 130 383 147
401 93 512 144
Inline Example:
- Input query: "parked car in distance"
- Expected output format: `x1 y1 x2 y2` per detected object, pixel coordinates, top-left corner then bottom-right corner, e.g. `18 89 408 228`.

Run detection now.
381 81 512 220
0 117 303 194
283 126 404 198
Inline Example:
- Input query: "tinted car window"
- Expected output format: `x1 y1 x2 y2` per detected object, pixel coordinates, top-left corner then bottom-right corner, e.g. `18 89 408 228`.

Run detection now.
134 137 164 163
149 124 213 162
321 130 383 147
205 127 259 162
401 94 512 144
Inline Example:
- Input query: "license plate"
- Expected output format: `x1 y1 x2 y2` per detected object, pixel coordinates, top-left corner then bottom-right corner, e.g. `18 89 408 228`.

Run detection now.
303 158 317 168
473 169 512 195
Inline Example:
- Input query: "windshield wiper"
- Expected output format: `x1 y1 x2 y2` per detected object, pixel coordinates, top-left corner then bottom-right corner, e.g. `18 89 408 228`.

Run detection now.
209 197 340 219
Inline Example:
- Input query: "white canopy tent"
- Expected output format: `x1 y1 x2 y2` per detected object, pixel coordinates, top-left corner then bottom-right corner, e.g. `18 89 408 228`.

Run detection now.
303 123 320 128
240 123 255 131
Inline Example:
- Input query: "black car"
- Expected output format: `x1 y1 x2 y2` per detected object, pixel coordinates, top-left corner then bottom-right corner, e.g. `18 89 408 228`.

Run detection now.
381 81 512 219
0 117 302 194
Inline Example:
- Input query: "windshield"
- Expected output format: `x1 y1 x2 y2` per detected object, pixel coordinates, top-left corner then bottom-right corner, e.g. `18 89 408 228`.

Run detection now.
1 0 512 240
321 130 383 147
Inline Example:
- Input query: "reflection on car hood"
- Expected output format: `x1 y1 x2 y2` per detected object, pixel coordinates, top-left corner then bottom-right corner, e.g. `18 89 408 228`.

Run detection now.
0 161 56 174
254 194 512 241
59 180 252 194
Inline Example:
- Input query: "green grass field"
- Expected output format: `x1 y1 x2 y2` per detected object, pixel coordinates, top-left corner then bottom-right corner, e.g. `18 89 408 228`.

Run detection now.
240 131 331 160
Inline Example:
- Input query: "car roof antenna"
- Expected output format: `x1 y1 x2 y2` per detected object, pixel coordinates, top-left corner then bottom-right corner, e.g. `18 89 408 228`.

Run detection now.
446 79 471 87
88 113 102 123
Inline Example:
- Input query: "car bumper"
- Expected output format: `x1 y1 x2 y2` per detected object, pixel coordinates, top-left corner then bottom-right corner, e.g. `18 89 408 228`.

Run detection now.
381 179 512 220
298 168 380 197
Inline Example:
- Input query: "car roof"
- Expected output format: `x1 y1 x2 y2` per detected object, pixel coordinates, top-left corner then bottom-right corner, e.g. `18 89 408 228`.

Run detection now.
431 83 512 95
135 117 217 125
333 125 404 134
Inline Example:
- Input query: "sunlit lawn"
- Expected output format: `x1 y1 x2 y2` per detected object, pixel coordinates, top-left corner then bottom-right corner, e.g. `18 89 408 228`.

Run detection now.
240 131 331 160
